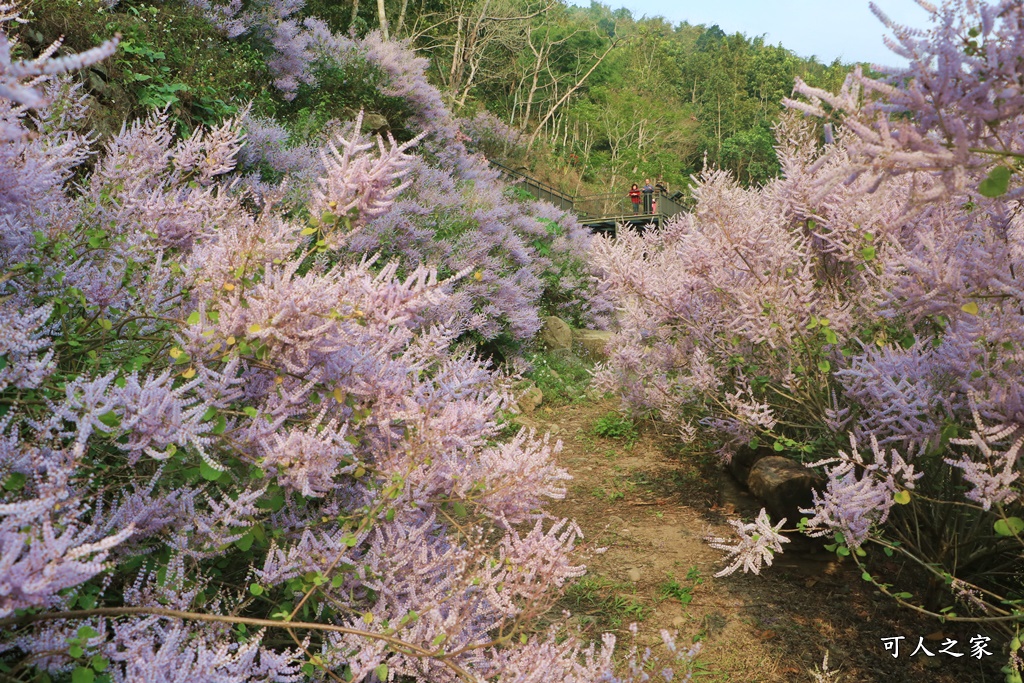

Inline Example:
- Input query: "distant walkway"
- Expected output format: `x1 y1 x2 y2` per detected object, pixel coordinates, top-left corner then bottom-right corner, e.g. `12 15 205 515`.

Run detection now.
489 161 686 235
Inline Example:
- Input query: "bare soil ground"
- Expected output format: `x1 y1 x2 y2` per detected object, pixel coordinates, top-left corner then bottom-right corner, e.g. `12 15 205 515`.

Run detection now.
515 398 1006 683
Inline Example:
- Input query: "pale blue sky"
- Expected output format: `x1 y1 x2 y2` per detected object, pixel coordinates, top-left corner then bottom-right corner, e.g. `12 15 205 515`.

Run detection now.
570 1 934 66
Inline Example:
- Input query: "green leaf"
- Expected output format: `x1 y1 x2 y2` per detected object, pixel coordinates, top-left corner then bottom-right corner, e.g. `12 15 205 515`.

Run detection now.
374 664 389 681
242 406 258 419
861 571 873 582
186 311 201 325
2 472 26 492
940 422 960 443
0 354 7 371
994 517 1024 536
249 583 264 596
69 645 84 658
71 667 95 683
300 227 317 236
772 441 784 452
817 359 831 373
199 460 224 482
98 412 121 429
211 414 227 435
234 531 255 551
260 491 285 512
860 245 876 261
894 490 911 505
978 165 1012 198
836 545 850 557
451 502 468 519
90 655 109 673
893 592 913 599
823 328 838 345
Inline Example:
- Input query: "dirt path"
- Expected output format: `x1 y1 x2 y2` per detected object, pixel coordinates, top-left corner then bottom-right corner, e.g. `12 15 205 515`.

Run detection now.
515 397 1005 683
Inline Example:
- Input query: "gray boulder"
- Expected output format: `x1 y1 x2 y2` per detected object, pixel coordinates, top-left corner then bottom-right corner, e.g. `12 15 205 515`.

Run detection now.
747 456 822 524
539 316 573 351
729 444 774 486
573 329 615 360
517 385 543 414
360 112 390 133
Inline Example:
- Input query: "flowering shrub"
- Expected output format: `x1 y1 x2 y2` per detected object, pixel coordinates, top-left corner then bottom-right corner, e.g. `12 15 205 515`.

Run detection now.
0 10 692 682
592 0 1024 662
458 110 527 167
234 81 609 343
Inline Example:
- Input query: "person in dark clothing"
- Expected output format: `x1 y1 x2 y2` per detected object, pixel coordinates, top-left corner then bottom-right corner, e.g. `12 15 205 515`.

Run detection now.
653 178 667 213
642 179 654 214
628 183 641 214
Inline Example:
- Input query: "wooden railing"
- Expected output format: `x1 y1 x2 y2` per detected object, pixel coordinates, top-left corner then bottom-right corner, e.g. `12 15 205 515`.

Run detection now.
487 161 685 233
489 160 575 212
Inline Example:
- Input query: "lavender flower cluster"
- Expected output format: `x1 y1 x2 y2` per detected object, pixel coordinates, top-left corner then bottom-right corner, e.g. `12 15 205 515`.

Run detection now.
235 102 609 342
0 8 685 682
592 0 1024 617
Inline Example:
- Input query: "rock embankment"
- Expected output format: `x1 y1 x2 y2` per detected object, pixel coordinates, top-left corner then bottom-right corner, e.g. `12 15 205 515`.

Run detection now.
538 316 614 360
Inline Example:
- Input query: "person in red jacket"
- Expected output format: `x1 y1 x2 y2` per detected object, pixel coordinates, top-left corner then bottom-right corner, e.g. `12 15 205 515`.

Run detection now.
628 183 641 214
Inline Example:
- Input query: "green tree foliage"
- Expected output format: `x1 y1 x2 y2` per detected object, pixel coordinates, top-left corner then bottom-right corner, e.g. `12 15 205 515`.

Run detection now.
25 0 853 194
405 1 853 193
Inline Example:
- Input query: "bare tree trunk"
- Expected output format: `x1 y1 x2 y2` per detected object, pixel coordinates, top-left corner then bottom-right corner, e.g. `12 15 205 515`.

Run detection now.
716 93 722 154
450 13 464 88
395 0 409 37
527 39 620 150
457 54 482 108
523 43 547 127
351 0 360 26
377 0 389 39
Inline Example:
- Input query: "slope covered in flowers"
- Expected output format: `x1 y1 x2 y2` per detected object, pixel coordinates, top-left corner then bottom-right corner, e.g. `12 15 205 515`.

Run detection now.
5 0 1024 680
592 2 1024 675
0 5 685 682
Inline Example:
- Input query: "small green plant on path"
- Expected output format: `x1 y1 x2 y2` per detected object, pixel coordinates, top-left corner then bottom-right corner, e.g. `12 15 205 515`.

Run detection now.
522 350 594 405
591 478 636 501
593 411 639 446
561 575 651 632
659 566 703 608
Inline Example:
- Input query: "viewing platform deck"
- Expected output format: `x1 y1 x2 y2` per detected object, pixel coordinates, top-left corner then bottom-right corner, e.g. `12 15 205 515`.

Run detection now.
490 161 686 235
